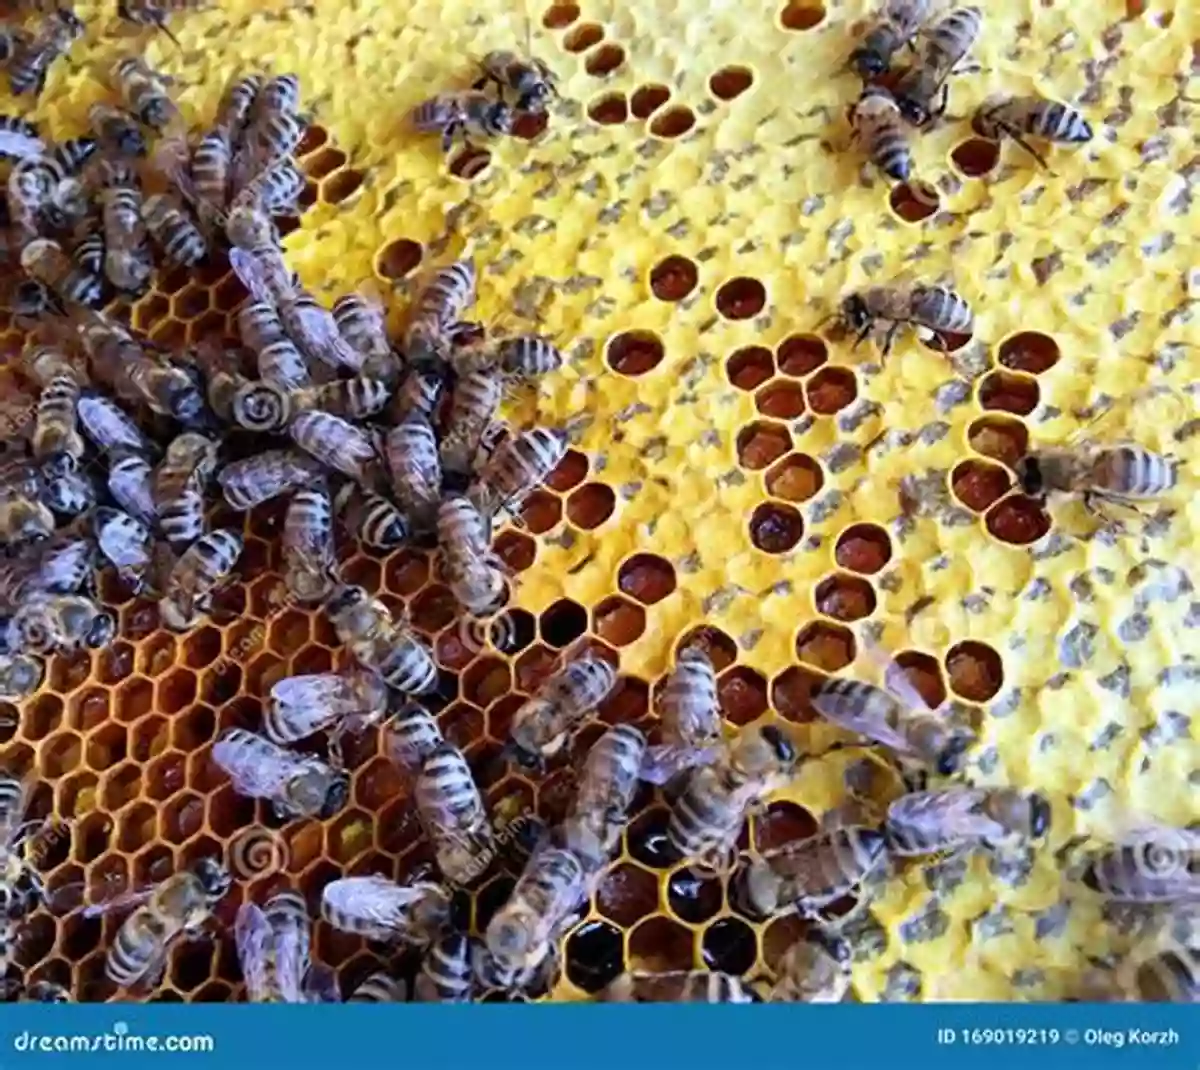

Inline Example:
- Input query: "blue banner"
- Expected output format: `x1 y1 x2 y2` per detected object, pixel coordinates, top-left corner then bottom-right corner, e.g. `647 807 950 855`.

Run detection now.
0 1005 1194 1069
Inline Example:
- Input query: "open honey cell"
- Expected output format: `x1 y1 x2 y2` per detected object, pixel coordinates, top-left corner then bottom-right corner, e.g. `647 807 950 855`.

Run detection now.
701 917 758 975
562 919 624 994
22 693 62 740
764 453 823 504
539 598 589 647
375 238 422 280
814 573 877 622
762 914 810 972
592 595 647 647
677 625 738 672
546 449 589 493
410 585 458 634
563 21 604 51
951 138 1001 177
40 734 82 778
146 752 187 802
628 916 695 972
779 0 826 29
754 801 818 852
945 640 1005 702
951 459 1012 512
749 502 804 554
606 329 664 376
889 181 940 223
566 482 616 529
709 65 755 101
979 370 1041 416
448 147 492 180
650 105 697 139
776 334 827 377
598 676 650 726
967 416 1030 468
755 380 806 419
85 721 127 773
596 862 660 927
666 868 723 924
649 255 699 302
986 495 1052 545
717 666 769 725
630 83 671 119
998 331 1061 374
726 346 775 391
892 650 948 709
520 489 563 534
585 42 626 76
736 421 792 470
806 367 858 415
587 91 629 125
617 553 676 605
627 807 678 869
460 657 512 708
542 1 580 27
515 644 558 693
835 523 893 574
383 549 431 594
715 276 767 320
770 666 823 723
100 762 143 811
795 621 857 671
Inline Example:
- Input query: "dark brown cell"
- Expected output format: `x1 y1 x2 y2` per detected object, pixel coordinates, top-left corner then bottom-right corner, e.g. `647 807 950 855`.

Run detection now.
181 626 221 670
677 626 738 672
587 91 628 125
585 42 626 76
779 0 826 29
716 277 767 320
795 621 857 671
754 801 818 852
649 255 699 302
520 489 562 534
815 574 877 622
512 111 550 141
709 65 755 102
702 917 758 975
893 650 947 709
114 676 153 723
22 694 61 741
566 482 616 529
726 346 775 390
771 666 823 723
565 920 625 993
172 284 209 320
161 792 205 845
755 381 806 419
749 502 805 554
666 868 723 924
592 596 647 647
322 169 363 203
889 181 939 223
84 722 126 772
631 83 671 118
979 370 1040 416
101 763 143 811
951 459 1012 512
542 1 580 28
563 22 604 51
777 334 828 376
383 550 430 594
736 421 792 470
540 598 589 647
835 523 892 574
67 689 109 734
717 666 769 725
448 147 492 180
305 148 346 179
606 329 665 375
618 553 676 605
765 453 824 503
763 914 811 972
546 449 589 493
806 367 858 415
461 657 512 709
375 238 422 279
997 332 1061 374
494 530 537 572
410 585 458 635
951 137 1000 177
146 752 186 801
967 416 1030 469
945 641 1004 702
296 124 328 155
628 916 694 972
514 644 558 693
627 807 678 869
986 495 1052 545
596 863 660 926
650 105 697 139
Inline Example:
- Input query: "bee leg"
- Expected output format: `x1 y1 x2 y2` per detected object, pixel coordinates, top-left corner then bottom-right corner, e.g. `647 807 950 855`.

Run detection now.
879 322 902 361
1009 133 1053 173
851 323 874 350
440 122 462 155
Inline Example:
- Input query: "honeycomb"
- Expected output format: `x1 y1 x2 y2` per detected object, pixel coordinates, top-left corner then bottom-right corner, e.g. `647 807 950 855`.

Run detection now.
0 0 1197 1004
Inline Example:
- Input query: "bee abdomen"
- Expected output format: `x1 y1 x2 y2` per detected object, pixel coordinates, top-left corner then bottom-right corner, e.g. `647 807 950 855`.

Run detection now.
417 933 472 1002
348 972 406 1002
143 195 208 267
378 637 438 694
49 136 97 176
157 483 206 550
1034 101 1093 143
413 260 476 326
1094 446 1177 497
912 285 974 333
357 491 409 549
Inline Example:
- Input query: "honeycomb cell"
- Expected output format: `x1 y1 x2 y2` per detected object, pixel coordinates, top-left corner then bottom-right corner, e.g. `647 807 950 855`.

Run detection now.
835 523 892 575
617 553 676 605
448 147 492 180
289 644 332 677
326 810 373 865
777 334 828 376
22 693 62 741
40 734 82 778
716 666 768 726
410 585 458 635
206 783 256 840
461 657 512 708
375 238 422 280
101 762 143 812
200 663 241 707
779 0 826 29
596 863 659 926
765 453 823 502
889 181 939 223
157 667 198 716
968 416 1030 469
762 914 810 972
542 1 580 27
630 83 671 118
49 652 93 695
806 367 858 415
952 459 1012 513
160 791 205 845
795 621 857 671
171 944 215 993
754 801 818 852
0 705 16 746
986 495 1052 546
172 283 209 320
666 869 723 924
945 641 1004 703
85 722 127 773
770 667 822 723
520 489 562 534
515 644 558 693
383 550 430 594
606 329 664 376
627 807 677 869
538 598 588 648
749 502 804 554
649 105 696 139
566 483 616 529
136 633 177 677
715 277 766 320
815 573 877 623
702 917 758 975
709 65 755 101
628 916 694 971
322 169 364 203
134 843 174 888
951 137 1001 177
998 332 1061 374
546 449 589 493
306 148 347 180
979 370 1040 416
585 42 626 76
736 421 791 470
893 651 948 709
726 346 774 390
592 595 646 647
755 380 806 419
58 909 101 963
211 273 245 312
171 705 216 751
677 626 738 672
146 752 187 802
563 22 604 51
649 255 699 302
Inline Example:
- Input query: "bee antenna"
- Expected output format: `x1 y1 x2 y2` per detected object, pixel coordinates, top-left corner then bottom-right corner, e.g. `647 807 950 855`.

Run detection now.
154 16 183 49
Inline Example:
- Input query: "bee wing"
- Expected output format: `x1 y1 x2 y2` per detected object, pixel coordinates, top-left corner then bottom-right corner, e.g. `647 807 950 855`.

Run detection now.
48 874 156 919
321 875 423 926
302 962 342 1003
639 743 722 786
150 133 198 205
268 673 347 728
228 248 273 305
0 128 45 161
234 903 273 1001
211 735 293 799
291 300 366 371
886 786 995 837
270 917 310 1003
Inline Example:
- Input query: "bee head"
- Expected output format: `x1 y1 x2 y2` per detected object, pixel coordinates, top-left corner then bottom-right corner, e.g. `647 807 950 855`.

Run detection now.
192 858 232 899
935 733 972 776
849 46 887 79
319 771 351 819
759 723 795 765
839 294 871 332
895 94 930 128
85 611 116 649
1015 455 1044 497
1028 793 1052 838
325 584 366 617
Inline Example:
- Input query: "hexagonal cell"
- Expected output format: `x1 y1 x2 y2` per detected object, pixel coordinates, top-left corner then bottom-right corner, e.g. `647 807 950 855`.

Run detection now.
649 255 699 303
892 651 947 710
597 677 649 729
709 64 755 101
171 942 216 993
592 595 646 647
628 916 694 972
952 459 1012 513
762 914 810 972
21 693 62 741
627 807 677 869
674 626 736 673
666 869 723 924
146 751 187 802
617 553 677 605
545 450 589 494
979 370 1040 415
764 453 823 504
702 917 758 975
630 83 671 118
171 282 209 320
595 862 659 927
494 530 537 572
409 585 457 636
998 331 1061 375
266 609 311 657
716 666 769 726
514 644 558 694
111 674 153 725
951 137 1001 177
171 704 216 752
749 502 804 554
606 329 664 376
587 90 628 124
889 180 940 223
67 687 110 735
375 238 422 280
156 666 197 715
448 146 492 180
967 415 1029 469
325 809 374 865
754 801 818 852
40 734 82 778
562 21 603 51
84 722 127 773
755 380 806 419
200 662 241 707
461 657 512 708
564 919 625 993
715 276 766 320
585 41 625 76
322 169 364 204
380 551 427 596
806 367 858 415
814 573 877 623
159 791 205 845
94 640 134 685
180 625 222 671
53 771 96 822
795 621 857 672
135 632 177 677
542 1 580 28
101 761 144 811
566 482 616 529
289 643 333 677
834 523 892 575
649 105 697 139
945 640 1004 703
779 0 825 29
726 345 774 390
58 907 102 963
986 495 1051 546
520 489 562 534
776 333 827 377
737 421 792 470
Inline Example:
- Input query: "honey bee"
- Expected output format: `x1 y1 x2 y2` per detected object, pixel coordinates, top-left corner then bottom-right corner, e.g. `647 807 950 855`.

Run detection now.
415 932 472 1002
850 86 914 182
282 483 337 605
1016 441 1177 523
494 333 563 378
107 452 155 523
153 431 219 551
0 457 54 548
324 584 439 695
65 233 105 307
235 891 331 1004
768 929 853 1003
411 260 477 332
158 528 243 631
642 646 724 784
440 369 503 487
411 90 515 153
212 728 349 820
391 366 445 423
19 980 72 1002
113 56 177 131
507 654 618 770
41 466 94 519
601 970 759 1003
214 72 262 136
247 73 301 128
289 410 380 487
7 9 84 97
217 449 322 510
665 724 799 874
77 390 154 457
88 102 146 157
438 501 507 616
833 280 974 357
31 374 83 475
475 49 558 114
338 486 410 551
0 535 93 606
320 874 450 946
1080 825 1198 903
849 0 931 79
0 773 43 916
385 700 446 774
731 825 889 921
884 787 1051 858
142 193 208 267
347 972 406 1002
238 301 312 390
19 239 98 308
414 741 494 886
189 129 233 235
974 94 1093 169
0 593 115 656
1126 947 1198 1003
289 377 392 424
0 653 45 700
892 6 983 128
562 724 647 874
467 425 568 522
97 186 153 294
384 414 442 533
332 293 402 385
480 846 586 991
92 506 153 592
266 667 389 756
229 159 306 216
87 859 231 990
0 113 44 160
115 0 202 46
